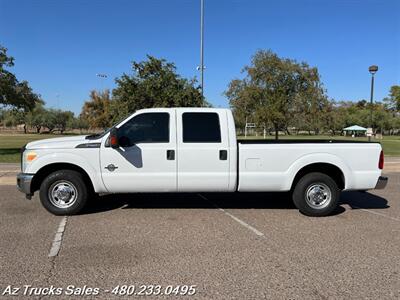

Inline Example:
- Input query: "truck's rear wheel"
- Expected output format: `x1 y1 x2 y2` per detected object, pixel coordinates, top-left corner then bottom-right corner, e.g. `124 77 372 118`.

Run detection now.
39 170 88 215
292 172 340 217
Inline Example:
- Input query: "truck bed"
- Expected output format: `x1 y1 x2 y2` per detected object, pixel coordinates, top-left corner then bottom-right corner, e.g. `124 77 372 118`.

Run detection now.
237 140 382 192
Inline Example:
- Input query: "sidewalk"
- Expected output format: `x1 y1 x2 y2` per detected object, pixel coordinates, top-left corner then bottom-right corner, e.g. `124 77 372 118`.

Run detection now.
0 163 19 185
383 157 400 173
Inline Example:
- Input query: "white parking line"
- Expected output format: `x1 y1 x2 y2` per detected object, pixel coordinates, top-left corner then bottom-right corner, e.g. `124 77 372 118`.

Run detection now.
198 194 264 237
49 216 68 257
352 206 400 222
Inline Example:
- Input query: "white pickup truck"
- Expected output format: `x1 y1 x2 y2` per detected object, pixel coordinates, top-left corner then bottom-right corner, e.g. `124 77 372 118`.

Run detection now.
17 108 387 216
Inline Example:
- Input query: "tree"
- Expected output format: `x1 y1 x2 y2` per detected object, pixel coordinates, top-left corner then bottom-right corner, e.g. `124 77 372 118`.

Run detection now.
80 90 113 129
0 45 17 106
225 79 257 132
2 109 25 129
109 98 129 125
112 55 206 119
54 110 74 133
41 109 58 133
0 108 5 125
324 102 346 135
68 116 89 134
0 45 41 110
383 85 400 112
293 67 329 135
27 103 46 133
226 50 327 139
77 117 90 133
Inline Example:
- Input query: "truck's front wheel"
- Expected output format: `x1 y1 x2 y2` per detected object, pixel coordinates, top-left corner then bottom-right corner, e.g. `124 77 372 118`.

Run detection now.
39 170 88 215
292 172 340 217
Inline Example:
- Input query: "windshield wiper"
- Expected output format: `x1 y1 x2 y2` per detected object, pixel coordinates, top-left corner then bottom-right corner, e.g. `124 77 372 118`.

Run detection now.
84 113 128 140
85 127 113 140
85 133 102 140
85 131 108 140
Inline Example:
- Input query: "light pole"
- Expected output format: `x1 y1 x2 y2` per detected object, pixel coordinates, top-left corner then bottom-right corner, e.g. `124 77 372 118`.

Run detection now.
96 73 108 91
55 93 60 109
199 0 204 98
368 65 378 141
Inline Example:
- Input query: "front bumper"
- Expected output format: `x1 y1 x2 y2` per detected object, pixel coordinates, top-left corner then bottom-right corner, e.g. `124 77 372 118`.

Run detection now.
17 173 34 199
375 176 388 189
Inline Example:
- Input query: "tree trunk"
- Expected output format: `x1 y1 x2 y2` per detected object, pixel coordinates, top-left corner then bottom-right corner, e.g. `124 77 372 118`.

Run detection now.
274 125 279 140
23 124 27 134
36 126 41 134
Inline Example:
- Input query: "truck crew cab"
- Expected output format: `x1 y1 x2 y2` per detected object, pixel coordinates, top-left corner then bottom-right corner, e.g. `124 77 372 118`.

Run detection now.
17 108 387 217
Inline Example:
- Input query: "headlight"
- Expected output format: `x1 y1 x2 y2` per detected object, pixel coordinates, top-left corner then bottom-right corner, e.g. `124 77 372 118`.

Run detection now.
22 151 38 172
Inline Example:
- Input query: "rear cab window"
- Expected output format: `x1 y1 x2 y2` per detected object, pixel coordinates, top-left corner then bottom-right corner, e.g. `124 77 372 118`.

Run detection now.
182 112 221 143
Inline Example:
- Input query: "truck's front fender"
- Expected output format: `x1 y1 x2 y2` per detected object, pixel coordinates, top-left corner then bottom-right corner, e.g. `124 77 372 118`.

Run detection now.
25 151 107 193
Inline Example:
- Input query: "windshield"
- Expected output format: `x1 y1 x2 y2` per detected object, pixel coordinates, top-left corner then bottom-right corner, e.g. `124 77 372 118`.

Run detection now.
85 113 132 140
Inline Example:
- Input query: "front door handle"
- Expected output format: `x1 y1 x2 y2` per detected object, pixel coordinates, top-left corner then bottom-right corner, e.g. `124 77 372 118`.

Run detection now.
167 150 175 160
219 150 228 160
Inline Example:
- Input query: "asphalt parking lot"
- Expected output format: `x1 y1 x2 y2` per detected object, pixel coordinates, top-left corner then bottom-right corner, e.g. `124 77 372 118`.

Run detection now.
0 162 399 299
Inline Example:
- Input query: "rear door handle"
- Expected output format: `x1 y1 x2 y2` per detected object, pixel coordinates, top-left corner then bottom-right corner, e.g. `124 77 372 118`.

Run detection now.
219 150 228 160
167 150 175 160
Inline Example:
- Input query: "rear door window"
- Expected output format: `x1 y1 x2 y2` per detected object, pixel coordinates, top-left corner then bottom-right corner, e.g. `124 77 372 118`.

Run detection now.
182 112 221 143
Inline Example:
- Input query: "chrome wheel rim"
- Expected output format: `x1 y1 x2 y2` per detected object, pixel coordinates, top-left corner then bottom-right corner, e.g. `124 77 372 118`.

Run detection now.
305 183 331 209
48 181 78 209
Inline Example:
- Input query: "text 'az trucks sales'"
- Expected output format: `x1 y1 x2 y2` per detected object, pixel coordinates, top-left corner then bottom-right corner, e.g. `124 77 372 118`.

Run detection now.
17 108 387 217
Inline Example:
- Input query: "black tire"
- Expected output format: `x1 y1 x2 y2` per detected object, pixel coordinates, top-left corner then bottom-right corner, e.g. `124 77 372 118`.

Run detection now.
292 172 340 217
39 170 88 215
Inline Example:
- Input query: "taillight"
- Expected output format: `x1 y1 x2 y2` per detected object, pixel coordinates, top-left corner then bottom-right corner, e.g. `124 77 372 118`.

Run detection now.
378 150 384 170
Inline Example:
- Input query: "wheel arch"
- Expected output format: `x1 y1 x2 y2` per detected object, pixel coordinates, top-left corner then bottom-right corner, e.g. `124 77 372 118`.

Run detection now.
31 163 95 194
290 163 345 191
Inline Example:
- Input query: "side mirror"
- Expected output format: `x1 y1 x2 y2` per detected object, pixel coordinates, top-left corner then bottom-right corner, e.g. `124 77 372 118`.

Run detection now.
109 128 119 149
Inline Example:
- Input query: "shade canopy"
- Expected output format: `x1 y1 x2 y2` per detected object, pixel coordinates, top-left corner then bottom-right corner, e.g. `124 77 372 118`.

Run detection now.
343 125 367 131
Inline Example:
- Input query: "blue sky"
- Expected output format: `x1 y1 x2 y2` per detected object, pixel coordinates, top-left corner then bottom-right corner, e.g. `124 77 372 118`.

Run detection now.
1 0 399 115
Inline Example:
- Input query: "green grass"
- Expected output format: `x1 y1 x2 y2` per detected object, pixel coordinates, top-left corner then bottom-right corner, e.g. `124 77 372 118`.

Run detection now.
378 139 400 156
0 134 65 163
0 133 399 163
